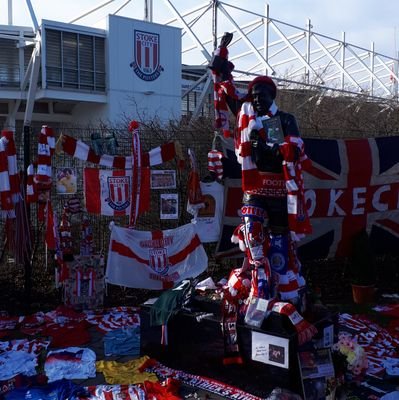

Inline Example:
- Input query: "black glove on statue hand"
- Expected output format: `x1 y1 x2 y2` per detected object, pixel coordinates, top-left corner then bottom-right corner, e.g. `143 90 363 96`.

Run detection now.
249 128 259 142
219 32 233 48
208 32 234 80
251 130 282 165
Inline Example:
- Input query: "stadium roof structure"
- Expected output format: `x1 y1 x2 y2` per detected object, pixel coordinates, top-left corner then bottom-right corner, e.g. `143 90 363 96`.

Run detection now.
3 0 399 123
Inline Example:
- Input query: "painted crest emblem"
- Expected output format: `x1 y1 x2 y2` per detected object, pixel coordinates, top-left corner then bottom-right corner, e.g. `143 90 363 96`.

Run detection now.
269 252 286 273
106 176 131 211
149 247 170 275
131 29 163 81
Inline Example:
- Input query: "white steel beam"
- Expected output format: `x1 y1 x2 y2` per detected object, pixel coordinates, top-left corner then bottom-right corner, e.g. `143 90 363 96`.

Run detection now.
217 3 275 74
68 0 116 24
163 2 210 25
183 14 262 57
112 0 132 16
311 34 363 92
25 0 39 32
190 75 212 120
182 72 208 98
163 0 212 61
263 4 269 75
267 35 307 65
345 45 390 95
375 55 399 83
269 19 322 83
23 36 41 126
8 0 12 25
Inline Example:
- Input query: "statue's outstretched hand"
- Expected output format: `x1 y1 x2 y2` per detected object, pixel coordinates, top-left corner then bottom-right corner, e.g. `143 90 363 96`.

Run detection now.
219 32 233 48
208 33 234 80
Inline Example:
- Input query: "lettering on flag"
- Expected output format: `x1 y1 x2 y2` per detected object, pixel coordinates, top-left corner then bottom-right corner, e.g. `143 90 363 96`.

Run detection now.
84 168 133 217
106 223 208 290
107 176 131 211
216 136 399 259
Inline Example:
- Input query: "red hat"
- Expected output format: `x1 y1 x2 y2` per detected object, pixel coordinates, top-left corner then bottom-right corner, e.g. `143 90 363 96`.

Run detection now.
247 76 277 99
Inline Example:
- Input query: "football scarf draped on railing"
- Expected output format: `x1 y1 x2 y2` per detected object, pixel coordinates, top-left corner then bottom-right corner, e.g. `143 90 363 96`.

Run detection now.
57 133 178 169
129 120 141 228
0 130 20 218
57 126 184 223
26 126 55 221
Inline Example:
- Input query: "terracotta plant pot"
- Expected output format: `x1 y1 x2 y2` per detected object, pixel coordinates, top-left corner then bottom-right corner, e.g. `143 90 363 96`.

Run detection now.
351 284 375 304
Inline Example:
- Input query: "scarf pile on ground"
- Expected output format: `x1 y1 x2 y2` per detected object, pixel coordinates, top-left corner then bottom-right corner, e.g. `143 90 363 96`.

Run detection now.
142 358 264 400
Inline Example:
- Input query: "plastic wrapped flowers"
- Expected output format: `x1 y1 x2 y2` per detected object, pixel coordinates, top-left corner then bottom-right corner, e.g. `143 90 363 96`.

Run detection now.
332 332 368 376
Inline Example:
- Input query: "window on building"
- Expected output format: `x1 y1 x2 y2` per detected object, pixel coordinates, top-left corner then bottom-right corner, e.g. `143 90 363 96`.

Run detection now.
0 37 34 87
0 38 19 87
45 28 105 92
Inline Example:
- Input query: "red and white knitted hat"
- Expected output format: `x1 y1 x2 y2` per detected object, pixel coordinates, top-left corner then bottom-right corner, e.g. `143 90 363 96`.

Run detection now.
207 149 224 180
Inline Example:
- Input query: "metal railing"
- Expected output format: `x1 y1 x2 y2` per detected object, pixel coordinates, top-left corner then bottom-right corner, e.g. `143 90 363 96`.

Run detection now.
162 0 399 118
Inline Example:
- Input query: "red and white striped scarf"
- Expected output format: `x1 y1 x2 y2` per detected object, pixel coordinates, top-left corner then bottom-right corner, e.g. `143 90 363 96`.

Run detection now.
26 163 36 203
58 134 177 168
207 149 224 180
26 126 55 223
58 130 180 224
236 101 276 189
143 358 264 400
211 46 246 138
237 102 312 239
0 338 50 354
84 307 140 333
129 120 141 228
270 301 317 345
279 136 312 239
37 126 55 181
0 130 20 218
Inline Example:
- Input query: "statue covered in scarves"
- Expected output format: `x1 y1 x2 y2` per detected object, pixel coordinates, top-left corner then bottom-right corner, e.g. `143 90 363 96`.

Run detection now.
210 33 314 354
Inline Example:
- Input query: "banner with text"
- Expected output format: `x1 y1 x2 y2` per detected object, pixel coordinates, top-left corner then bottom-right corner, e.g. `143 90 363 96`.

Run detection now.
215 136 399 259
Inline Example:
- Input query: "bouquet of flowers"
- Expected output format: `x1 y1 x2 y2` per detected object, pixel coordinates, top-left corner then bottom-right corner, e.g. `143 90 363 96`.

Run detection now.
332 332 368 376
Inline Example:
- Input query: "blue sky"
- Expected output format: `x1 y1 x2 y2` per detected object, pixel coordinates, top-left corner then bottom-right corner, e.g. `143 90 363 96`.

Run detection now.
1 0 398 58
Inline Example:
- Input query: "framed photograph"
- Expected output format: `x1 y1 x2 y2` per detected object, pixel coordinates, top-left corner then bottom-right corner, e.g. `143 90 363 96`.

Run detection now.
314 324 334 349
251 331 289 369
259 116 284 144
56 167 77 194
151 170 176 189
298 349 335 400
160 193 178 220
298 348 334 379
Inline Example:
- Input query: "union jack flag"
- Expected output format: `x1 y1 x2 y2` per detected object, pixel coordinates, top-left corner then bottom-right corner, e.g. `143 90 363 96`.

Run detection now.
215 136 399 260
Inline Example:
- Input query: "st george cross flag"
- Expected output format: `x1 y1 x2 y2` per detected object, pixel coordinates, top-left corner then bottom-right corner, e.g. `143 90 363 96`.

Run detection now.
106 223 208 290
84 168 150 217
216 136 399 259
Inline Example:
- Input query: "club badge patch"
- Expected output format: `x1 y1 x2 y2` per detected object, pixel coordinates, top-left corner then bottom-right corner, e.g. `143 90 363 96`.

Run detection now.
106 176 131 211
